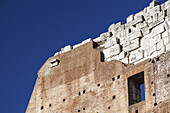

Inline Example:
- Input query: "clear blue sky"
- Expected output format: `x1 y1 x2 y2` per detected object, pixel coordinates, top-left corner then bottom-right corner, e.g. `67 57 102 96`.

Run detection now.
0 0 167 113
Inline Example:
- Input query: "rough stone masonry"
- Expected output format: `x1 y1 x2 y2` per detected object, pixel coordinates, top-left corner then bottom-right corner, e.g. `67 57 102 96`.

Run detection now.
26 0 170 113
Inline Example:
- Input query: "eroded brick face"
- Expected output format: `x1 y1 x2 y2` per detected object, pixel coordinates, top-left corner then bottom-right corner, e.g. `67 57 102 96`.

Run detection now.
26 42 170 113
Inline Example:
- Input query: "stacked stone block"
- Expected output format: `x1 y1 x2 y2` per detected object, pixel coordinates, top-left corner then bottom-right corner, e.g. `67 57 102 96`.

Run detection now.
53 0 170 65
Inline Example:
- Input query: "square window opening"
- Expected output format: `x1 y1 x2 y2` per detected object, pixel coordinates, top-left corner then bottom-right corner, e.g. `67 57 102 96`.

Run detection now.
128 71 145 106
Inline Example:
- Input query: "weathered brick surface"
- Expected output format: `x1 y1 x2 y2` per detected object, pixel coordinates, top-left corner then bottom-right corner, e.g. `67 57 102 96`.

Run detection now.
26 41 170 113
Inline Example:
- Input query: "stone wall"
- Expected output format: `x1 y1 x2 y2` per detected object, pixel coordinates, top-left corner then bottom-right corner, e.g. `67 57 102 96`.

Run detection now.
26 0 170 113
54 0 170 65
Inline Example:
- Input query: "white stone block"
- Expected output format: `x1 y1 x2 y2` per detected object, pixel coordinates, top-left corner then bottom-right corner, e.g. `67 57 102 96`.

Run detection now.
163 36 169 45
136 21 148 28
123 38 140 52
129 38 140 51
153 13 158 23
108 23 115 32
94 37 104 42
103 44 121 58
119 51 126 60
150 51 158 58
127 14 134 23
54 52 59 56
162 31 168 38
141 35 150 49
149 0 160 9
162 31 169 45
121 57 129 64
157 46 165 55
141 27 150 36
50 58 59 67
129 49 144 64
141 34 161 49
106 32 113 37
132 15 144 26
73 43 83 49
163 0 170 9
82 38 92 44
62 45 72 53
144 44 157 57
157 39 164 50
120 38 127 45
165 43 170 51
149 5 161 15
152 24 165 36
128 29 142 40
104 37 119 48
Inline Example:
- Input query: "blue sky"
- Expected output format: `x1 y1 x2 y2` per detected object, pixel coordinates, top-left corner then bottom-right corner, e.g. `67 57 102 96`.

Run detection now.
0 0 167 112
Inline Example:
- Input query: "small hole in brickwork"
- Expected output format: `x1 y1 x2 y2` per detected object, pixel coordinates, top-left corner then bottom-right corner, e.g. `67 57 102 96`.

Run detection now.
78 110 80 112
63 99 66 102
154 103 157 106
133 24 136 27
151 81 154 84
113 95 116 99
79 92 81 95
153 93 155 96
83 90 86 94
41 106 44 110
97 84 100 87
83 108 85 110
108 106 110 109
136 110 138 113
112 77 115 81
156 57 159 61
49 104 51 107
167 74 170 78
152 60 155 63
117 75 120 79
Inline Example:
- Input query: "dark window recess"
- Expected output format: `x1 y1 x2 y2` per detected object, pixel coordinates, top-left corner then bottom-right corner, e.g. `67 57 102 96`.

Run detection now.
165 10 167 17
78 110 80 112
83 108 85 110
63 99 66 102
79 92 81 95
108 106 110 109
128 71 145 106
49 104 51 107
83 90 86 94
136 110 138 113
154 103 157 106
